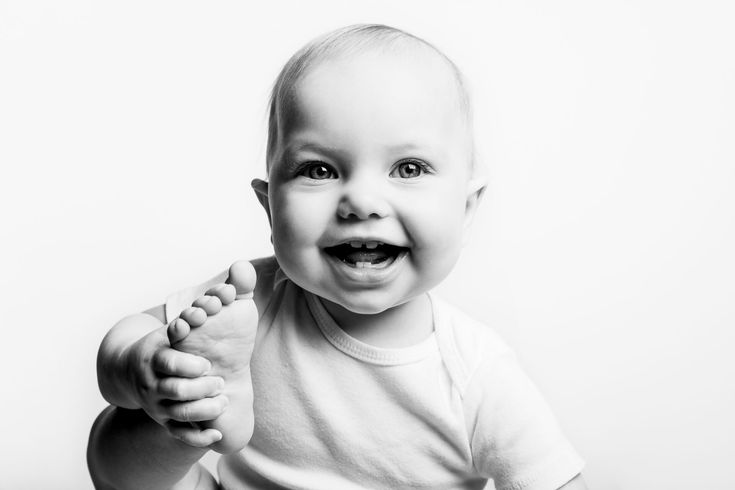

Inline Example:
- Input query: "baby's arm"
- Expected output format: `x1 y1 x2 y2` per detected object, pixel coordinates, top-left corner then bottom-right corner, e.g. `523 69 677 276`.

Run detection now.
88 405 218 490
89 262 259 488
89 312 226 489
465 348 587 490
96 309 228 440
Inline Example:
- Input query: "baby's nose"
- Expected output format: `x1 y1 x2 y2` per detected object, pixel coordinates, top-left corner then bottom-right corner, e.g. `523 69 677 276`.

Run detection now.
336 184 390 220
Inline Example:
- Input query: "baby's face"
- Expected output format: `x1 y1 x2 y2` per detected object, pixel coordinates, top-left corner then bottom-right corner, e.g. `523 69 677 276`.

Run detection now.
263 50 481 314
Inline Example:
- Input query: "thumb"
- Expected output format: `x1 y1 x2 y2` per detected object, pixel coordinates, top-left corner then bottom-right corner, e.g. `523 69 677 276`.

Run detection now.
226 260 257 300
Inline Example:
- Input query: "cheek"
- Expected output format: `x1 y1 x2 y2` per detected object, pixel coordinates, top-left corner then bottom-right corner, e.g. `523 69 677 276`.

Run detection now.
270 197 316 284
270 189 331 248
413 187 466 243
408 188 467 269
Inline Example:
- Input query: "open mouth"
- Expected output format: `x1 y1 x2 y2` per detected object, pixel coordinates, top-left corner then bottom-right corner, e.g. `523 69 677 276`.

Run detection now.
324 241 409 268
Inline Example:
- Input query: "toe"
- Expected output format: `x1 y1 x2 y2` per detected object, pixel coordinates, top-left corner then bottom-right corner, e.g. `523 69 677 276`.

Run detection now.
205 283 236 306
192 295 222 316
227 261 257 299
167 318 191 344
180 306 207 327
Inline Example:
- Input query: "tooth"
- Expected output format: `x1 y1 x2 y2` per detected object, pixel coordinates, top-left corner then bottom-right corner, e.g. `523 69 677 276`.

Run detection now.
356 261 368 268
350 241 362 248
365 241 378 249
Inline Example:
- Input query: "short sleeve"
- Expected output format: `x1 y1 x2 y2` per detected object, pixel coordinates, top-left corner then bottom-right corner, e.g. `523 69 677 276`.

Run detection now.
463 352 584 490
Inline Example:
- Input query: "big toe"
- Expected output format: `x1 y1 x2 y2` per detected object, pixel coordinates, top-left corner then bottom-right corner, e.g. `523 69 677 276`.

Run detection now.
227 261 256 299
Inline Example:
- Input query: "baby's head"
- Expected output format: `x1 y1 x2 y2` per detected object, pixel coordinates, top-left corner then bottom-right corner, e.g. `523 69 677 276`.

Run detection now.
265 25 475 172
253 24 485 315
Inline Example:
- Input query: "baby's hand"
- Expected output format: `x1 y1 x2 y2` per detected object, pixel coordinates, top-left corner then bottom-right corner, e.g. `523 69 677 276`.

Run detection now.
121 326 228 447
167 260 259 454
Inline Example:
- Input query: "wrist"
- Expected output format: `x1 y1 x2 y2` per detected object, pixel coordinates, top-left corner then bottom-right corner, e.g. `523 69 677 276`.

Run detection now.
97 313 163 408
97 332 137 408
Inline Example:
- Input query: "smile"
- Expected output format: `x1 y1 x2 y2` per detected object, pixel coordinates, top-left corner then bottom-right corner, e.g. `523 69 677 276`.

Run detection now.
324 241 409 269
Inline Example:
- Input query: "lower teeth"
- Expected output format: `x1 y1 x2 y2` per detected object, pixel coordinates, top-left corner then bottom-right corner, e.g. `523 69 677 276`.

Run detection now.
349 257 394 268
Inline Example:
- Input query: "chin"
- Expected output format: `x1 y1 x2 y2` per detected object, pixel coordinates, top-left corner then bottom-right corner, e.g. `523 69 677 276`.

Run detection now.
326 292 399 316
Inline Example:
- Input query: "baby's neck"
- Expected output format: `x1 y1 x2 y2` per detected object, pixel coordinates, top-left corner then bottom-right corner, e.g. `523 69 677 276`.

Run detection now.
321 294 434 349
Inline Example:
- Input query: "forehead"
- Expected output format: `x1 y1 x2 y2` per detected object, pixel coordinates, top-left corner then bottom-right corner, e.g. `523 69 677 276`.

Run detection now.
302 47 461 107
278 49 468 153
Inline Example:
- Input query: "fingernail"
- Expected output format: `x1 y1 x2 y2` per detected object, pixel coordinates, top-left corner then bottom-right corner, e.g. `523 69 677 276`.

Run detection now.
213 431 223 442
216 377 225 390
201 360 212 373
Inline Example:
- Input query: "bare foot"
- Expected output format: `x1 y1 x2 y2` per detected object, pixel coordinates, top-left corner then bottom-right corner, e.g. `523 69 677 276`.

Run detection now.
168 260 258 454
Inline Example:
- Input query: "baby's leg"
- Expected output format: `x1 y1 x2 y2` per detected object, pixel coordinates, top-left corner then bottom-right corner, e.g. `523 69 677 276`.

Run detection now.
168 261 258 454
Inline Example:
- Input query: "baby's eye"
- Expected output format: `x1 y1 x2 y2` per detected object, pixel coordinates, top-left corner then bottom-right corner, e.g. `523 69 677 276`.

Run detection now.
298 163 337 180
390 160 427 179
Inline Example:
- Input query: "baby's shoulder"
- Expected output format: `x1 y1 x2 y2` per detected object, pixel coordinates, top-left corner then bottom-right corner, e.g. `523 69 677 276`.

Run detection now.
432 296 515 391
433 296 513 361
250 255 280 286
249 255 281 309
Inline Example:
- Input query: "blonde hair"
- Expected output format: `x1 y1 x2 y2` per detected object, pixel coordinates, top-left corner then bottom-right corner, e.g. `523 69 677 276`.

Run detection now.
265 24 474 172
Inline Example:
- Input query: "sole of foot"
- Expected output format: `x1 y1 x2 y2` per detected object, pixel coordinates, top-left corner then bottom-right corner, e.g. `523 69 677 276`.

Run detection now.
169 261 258 453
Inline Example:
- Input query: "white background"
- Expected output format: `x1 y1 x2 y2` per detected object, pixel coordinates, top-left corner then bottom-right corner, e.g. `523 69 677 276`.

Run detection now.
1 1 733 488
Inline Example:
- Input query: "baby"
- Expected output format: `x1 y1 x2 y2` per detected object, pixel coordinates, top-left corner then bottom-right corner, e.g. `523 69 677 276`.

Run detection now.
88 24 586 490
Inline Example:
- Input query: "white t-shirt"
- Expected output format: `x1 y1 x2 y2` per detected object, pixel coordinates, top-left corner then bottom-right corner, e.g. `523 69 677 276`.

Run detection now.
165 257 584 490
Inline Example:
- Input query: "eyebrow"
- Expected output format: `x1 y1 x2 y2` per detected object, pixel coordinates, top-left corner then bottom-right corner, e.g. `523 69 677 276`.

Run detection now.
284 141 347 160
384 142 425 153
285 140 438 159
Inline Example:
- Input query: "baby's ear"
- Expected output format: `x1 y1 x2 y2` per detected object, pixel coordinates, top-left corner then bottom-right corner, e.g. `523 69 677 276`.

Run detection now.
251 179 271 227
463 177 487 244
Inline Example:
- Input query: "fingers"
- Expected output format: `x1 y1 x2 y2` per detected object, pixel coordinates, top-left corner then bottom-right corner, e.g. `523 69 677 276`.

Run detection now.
157 376 225 401
166 423 223 448
153 348 211 377
227 261 257 299
162 395 229 422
